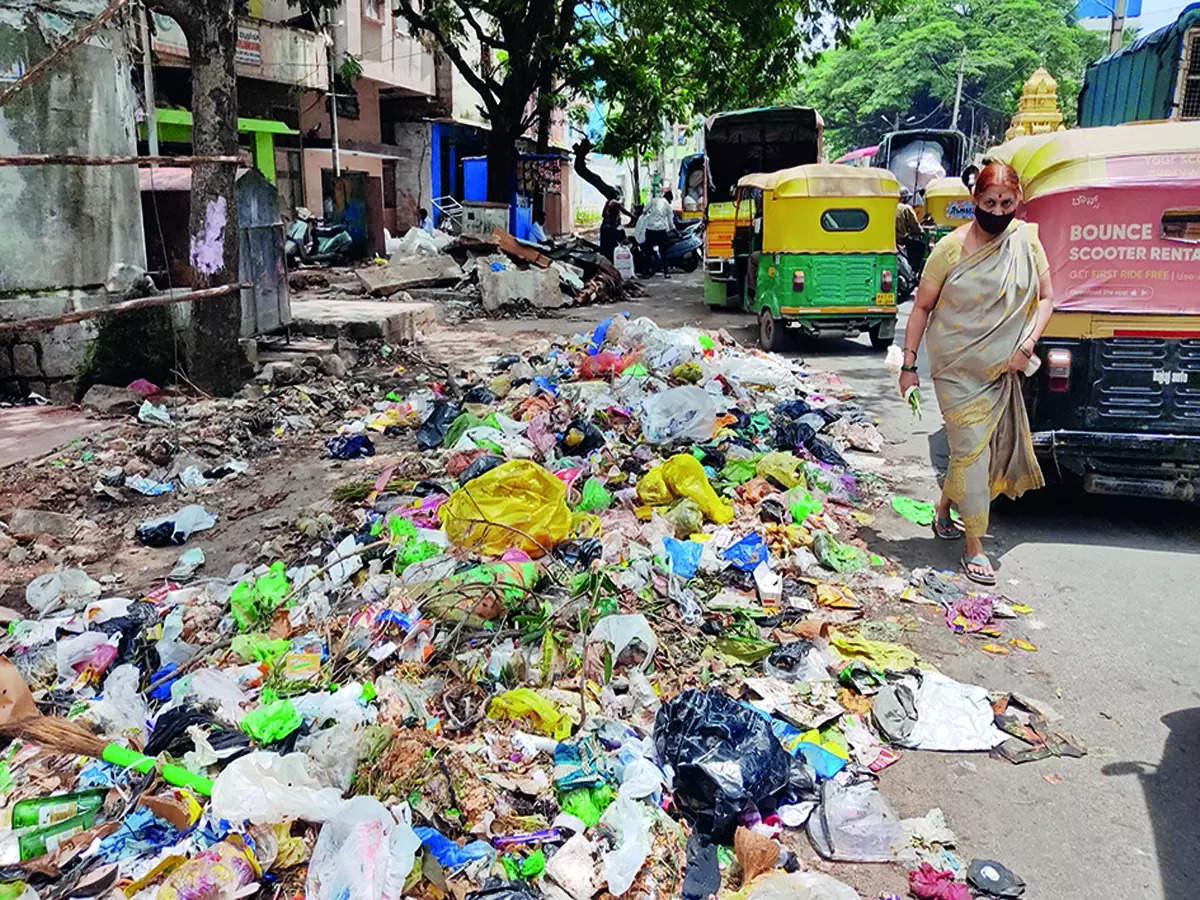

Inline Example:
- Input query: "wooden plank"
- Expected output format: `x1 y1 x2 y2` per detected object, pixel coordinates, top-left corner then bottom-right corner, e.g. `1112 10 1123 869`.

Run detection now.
0 284 249 335
491 227 551 268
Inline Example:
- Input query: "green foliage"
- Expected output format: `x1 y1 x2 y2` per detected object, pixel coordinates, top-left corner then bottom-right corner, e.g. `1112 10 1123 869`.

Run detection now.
338 53 363 83
579 0 898 161
797 0 1108 158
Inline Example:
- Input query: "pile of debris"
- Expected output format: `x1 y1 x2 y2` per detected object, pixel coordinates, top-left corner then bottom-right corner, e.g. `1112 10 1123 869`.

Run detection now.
0 316 1075 899
352 227 643 320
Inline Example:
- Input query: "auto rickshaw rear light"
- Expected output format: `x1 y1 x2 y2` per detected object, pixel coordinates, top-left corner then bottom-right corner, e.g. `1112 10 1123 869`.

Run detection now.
881 270 893 292
1047 348 1072 393
792 271 804 292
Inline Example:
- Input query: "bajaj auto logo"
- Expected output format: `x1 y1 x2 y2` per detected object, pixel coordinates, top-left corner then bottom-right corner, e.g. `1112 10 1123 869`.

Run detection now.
946 201 973 219
1152 370 1190 385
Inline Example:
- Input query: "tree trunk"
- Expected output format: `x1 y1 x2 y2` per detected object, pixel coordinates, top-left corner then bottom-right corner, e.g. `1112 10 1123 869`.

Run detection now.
571 138 619 201
155 1 242 396
486 121 518 205
631 152 641 206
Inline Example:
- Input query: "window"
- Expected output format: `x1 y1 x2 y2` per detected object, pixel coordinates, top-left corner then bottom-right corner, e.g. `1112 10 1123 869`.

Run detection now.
820 208 869 232
363 0 384 22
1162 208 1200 242
1181 30 1200 119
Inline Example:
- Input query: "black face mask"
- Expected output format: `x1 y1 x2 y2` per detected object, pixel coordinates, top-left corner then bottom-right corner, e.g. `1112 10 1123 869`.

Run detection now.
975 207 1015 235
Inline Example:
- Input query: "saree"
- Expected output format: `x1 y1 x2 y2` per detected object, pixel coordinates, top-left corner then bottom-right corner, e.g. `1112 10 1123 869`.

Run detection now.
925 221 1044 538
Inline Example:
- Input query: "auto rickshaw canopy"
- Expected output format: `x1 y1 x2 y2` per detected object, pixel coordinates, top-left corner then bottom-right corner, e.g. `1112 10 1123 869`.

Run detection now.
923 176 972 227
988 121 1200 200
737 163 900 199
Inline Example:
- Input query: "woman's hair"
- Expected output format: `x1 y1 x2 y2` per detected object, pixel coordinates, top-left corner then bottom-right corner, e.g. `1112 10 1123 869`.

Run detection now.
973 160 1021 199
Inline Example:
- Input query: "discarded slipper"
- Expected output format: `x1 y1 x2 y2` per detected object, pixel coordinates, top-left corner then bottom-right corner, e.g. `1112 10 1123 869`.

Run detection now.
961 553 996 587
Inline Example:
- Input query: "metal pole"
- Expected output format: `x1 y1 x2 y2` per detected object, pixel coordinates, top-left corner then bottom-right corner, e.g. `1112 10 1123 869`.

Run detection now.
950 49 966 131
1109 0 1127 53
326 15 341 176
139 4 158 158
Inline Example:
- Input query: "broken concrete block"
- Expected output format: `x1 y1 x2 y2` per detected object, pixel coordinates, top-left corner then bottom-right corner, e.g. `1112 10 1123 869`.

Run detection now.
356 255 462 296
81 384 140 416
289 299 435 344
257 361 300 385
7 508 77 539
479 265 564 312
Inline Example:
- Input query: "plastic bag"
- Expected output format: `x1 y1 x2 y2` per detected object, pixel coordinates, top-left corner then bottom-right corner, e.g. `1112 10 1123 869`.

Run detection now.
211 752 345 825
26 568 101 614
92 664 148 742
660 454 734 524
588 614 657 671
599 794 651 896
635 467 673 506
807 778 900 863
756 452 804 489
324 434 375 459
732 871 861 900
812 532 867 574
720 458 759 485
662 537 702 579
721 533 769 572
413 827 495 872
487 688 572 739
664 499 704 538
157 836 260 900
135 505 217 546
640 386 718 445
240 694 302 743
575 477 613 512
653 689 795 839
306 796 421 900
872 673 1007 751
417 401 462 450
787 487 823 523
763 640 833 683
230 562 291 631
439 460 571 558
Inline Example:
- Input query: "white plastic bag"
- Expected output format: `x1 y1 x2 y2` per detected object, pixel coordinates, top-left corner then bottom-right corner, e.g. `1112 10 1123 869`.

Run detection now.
211 752 346 825
26 568 101 614
172 667 248 725
599 794 651 896
55 631 114 681
306 796 421 900
640 386 718 444
588 614 657 671
92 664 148 742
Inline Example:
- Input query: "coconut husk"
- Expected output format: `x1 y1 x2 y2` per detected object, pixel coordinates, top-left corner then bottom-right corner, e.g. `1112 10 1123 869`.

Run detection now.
734 826 779 886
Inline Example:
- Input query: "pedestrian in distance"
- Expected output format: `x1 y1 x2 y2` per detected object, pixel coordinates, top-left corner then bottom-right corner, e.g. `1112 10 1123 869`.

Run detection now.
897 160 1055 586
643 188 676 279
418 207 434 235
599 192 625 261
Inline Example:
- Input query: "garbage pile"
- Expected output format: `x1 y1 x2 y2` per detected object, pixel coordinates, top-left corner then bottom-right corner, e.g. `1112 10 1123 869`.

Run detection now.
353 227 642 321
0 316 1075 899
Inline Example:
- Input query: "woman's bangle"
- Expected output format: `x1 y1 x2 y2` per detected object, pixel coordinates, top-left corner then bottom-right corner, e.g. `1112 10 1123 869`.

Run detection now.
900 364 918 373
1018 344 1033 359
903 347 918 357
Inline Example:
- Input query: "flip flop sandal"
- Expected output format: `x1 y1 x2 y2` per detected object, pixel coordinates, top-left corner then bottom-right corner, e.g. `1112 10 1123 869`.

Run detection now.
961 553 997 587
932 514 964 540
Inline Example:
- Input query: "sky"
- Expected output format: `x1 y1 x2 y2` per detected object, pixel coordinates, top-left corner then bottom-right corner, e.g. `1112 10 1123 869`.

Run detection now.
1132 1 1194 33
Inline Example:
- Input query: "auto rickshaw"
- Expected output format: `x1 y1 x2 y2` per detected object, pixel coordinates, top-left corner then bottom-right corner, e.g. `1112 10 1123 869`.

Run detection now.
922 176 973 242
730 164 901 351
989 121 1200 500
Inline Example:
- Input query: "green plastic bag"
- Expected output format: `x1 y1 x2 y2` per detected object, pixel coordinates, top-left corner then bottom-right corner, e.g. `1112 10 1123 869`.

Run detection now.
812 531 868 574
559 783 614 827
787 487 823 523
230 562 291 632
720 458 759 485
241 693 302 743
891 496 937 526
230 634 290 664
575 477 613 512
444 411 499 448
374 514 442 571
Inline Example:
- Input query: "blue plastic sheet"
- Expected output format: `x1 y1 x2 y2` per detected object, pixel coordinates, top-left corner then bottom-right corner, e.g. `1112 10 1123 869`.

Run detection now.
662 537 702 579
587 317 612 355
414 827 495 871
721 533 769 572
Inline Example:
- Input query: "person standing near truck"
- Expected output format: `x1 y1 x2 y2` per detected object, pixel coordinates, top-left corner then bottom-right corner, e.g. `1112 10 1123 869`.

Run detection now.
643 189 677 279
897 161 1054 586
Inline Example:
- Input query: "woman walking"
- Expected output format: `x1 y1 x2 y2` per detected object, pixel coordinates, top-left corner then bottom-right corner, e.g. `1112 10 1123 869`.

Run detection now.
898 161 1054 585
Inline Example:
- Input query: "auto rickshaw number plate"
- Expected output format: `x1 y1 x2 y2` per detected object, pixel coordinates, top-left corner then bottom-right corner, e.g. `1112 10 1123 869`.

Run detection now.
875 293 896 306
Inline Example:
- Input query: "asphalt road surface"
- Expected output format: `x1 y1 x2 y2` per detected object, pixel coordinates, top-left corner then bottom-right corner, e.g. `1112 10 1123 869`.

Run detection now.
453 269 1200 899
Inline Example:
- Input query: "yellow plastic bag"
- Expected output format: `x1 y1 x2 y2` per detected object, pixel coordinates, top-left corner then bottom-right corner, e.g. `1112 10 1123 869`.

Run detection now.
487 687 573 739
439 460 571 558
635 466 673 506
571 512 603 538
756 451 804 489
661 454 733 524
830 630 928 672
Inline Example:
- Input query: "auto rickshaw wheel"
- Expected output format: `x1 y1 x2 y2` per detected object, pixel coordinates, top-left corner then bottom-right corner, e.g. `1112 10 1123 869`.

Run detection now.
759 309 788 352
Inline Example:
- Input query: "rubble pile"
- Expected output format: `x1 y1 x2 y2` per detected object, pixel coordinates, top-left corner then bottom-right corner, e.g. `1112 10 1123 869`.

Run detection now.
0 316 1074 899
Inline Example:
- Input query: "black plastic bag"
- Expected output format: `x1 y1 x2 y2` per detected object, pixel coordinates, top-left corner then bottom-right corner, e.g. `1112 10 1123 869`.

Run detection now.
554 538 603 567
805 436 846 468
774 421 815 451
773 399 812 420
457 454 505 486
417 401 462 450
465 882 538 900
654 689 794 840
462 385 497 405
558 419 606 455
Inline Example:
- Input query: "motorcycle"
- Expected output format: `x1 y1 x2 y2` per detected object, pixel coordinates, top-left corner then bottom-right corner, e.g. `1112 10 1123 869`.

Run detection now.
285 208 354 266
630 219 704 276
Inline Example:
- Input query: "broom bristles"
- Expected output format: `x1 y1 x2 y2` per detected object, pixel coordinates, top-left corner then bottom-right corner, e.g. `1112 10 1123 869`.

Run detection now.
0 715 109 759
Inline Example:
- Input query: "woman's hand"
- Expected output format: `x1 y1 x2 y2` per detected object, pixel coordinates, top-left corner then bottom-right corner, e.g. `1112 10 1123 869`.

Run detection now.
899 370 920 395
1006 349 1029 373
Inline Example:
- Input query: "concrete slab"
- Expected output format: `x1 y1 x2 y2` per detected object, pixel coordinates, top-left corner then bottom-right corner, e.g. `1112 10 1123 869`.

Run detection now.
479 265 564 312
288 299 436 344
356 255 462 296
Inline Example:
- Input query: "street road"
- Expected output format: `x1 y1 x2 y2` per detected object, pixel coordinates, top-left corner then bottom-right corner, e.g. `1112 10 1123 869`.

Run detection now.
439 270 1200 898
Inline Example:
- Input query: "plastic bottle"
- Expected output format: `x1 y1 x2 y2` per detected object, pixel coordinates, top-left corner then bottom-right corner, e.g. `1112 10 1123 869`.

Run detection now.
0 811 98 863
11 788 107 829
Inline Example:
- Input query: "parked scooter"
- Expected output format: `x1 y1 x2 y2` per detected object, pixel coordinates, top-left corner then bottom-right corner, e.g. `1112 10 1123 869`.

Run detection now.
630 219 704 276
285 208 354 266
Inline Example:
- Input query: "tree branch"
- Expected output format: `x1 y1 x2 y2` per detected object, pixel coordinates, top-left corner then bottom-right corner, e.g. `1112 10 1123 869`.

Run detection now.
393 0 499 112
452 0 505 51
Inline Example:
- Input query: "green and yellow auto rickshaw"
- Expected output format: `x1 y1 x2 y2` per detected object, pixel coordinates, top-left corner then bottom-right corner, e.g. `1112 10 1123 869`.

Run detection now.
730 164 901 351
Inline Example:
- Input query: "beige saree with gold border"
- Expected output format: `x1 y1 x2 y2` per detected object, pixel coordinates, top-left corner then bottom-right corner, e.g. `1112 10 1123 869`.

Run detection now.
926 221 1044 538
